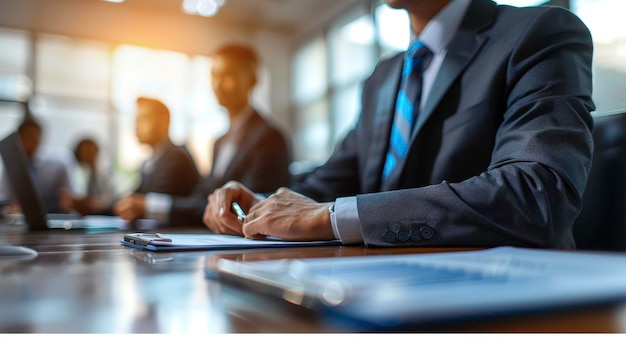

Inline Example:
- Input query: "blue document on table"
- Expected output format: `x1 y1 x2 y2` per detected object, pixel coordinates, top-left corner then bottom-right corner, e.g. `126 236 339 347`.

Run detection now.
121 233 341 251
210 247 626 331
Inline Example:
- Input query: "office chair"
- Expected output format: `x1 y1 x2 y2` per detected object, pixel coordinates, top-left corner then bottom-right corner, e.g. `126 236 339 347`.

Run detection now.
573 111 626 251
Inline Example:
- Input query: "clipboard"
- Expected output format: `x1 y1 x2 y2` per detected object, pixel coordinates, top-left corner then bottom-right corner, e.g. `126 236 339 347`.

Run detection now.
120 233 341 252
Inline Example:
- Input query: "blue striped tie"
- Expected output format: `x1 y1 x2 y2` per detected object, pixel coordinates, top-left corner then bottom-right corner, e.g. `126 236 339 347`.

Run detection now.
381 40 431 181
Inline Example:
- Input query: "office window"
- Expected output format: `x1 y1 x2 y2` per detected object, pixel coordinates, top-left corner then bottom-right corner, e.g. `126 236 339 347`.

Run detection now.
291 9 377 165
572 0 626 114
0 102 24 138
0 28 31 101
0 73 31 103
328 14 376 144
295 99 330 164
329 14 376 87
292 37 327 106
331 12 377 142
375 4 410 56
33 35 111 146
331 84 363 143
36 34 110 101
0 28 29 73
292 36 329 162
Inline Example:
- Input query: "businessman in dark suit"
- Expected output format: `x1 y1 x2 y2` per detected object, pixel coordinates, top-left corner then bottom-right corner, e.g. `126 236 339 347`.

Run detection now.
113 97 200 218
116 44 290 226
203 0 594 249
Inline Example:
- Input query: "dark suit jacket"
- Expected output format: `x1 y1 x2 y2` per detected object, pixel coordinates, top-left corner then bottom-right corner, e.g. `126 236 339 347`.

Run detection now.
292 0 594 249
169 109 291 226
135 140 200 197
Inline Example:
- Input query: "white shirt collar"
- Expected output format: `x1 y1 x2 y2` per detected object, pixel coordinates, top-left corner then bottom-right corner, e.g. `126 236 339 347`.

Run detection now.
412 0 472 54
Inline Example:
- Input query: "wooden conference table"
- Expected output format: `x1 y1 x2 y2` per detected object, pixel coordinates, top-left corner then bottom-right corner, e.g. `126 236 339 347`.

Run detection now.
1 223 626 333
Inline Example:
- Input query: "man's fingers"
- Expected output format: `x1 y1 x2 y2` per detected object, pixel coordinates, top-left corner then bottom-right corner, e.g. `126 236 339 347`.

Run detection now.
205 189 243 235
114 200 131 214
203 181 260 236
117 208 135 220
242 201 272 239
244 232 268 240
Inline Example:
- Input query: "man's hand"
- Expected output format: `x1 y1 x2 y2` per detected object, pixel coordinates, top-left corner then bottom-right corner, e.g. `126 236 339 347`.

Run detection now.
59 188 106 216
59 188 74 212
243 187 335 242
113 194 146 221
203 181 260 235
2 202 22 215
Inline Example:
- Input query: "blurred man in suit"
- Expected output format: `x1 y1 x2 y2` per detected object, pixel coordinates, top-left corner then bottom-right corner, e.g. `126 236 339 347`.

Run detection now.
0 117 72 213
113 97 200 218
202 0 594 249
115 44 290 226
60 137 113 215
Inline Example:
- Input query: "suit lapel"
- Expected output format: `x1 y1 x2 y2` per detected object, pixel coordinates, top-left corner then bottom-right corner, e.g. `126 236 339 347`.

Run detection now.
413 0 496 138
219 109 260 181
362 55 403 192
413 34 487 137
383 0 496 190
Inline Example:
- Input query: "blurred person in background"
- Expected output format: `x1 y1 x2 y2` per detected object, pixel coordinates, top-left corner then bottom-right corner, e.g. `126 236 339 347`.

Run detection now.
113 97 201 219
114 44 290 227
0 116 72 214
60 137 112 215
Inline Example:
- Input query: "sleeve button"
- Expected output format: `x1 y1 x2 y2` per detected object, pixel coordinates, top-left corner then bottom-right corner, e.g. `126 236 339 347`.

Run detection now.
409 229 422 242
383 231 397 243
420 225 435 240
397 230 410 242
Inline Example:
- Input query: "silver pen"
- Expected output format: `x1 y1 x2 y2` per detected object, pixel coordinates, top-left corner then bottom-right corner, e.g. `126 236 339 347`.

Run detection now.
231 202 247 223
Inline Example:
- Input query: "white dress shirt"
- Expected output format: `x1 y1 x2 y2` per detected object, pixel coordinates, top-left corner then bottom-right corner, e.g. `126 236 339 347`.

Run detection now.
331 0 472 244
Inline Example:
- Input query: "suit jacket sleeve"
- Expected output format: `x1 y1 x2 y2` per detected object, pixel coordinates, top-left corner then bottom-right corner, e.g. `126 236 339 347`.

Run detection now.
136 146 200 197
233 126 291 193
357 7 594 249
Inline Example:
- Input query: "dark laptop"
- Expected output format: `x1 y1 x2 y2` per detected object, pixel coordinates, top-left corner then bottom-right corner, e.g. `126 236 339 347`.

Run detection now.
0 132 154 232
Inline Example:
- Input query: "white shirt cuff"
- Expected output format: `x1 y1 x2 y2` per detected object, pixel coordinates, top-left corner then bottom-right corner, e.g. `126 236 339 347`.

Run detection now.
145 192 173 225
330 196 364 245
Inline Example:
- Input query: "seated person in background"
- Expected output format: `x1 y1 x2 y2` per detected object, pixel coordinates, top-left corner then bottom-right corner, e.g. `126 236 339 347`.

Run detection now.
202 0 594 249
60 137 112 215
115 44 290 227
113 97 200 218
0 117 72 213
